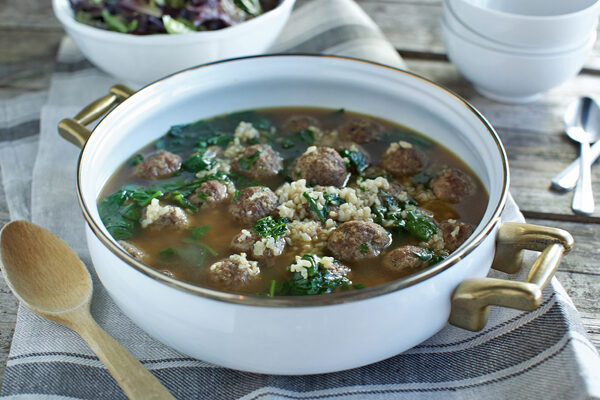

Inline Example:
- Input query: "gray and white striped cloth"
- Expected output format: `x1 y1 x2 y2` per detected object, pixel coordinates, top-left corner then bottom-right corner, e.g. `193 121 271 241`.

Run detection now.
1 0 599 399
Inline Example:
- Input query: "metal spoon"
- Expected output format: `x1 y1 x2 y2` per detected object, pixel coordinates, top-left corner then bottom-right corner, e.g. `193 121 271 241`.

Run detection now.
0 220 176 400
563 97 600 215
551 140 600 191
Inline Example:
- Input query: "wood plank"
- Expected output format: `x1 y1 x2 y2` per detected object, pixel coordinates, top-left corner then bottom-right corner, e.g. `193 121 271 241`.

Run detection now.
0 0 62 30
0 31 62 93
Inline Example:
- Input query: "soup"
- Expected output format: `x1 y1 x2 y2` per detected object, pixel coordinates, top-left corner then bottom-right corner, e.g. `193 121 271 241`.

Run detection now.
98 108 488 296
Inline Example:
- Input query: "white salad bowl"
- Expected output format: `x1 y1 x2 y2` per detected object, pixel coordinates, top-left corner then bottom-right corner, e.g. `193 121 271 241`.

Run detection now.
58 55 572 375
52 0 295 84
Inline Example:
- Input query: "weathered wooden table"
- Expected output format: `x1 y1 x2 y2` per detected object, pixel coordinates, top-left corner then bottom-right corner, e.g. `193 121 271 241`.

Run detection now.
1 0 599 384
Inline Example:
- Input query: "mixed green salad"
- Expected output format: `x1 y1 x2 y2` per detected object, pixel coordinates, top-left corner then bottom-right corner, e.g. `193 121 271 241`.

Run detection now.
69 0 280 34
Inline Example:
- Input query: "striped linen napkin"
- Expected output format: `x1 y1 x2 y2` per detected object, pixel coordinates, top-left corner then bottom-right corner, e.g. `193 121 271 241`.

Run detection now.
1 0 599 399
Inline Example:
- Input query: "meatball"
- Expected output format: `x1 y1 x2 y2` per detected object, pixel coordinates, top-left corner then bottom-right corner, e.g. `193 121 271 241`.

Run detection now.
208 254 259 289
380 141 427 177
140 199 188 228
133 150 181 180
327 220 391 261
440 220 475 252
282 115 320 133
231 229 258 253
118 240 145 261
231 144 283 181
430 168 476 203
189 180 229 206
382 245 429 273
338 118 383 144
229 186 279 225
231 229 286 261
291 146 349 187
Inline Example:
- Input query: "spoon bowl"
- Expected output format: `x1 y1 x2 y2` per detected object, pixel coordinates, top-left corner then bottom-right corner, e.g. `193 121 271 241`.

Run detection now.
564 96 600 143
1 220 92 314
0 220 175 400
563 97 600 215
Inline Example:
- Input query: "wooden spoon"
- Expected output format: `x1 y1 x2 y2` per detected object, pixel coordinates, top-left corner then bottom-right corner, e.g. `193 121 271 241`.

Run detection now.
0 220 176 400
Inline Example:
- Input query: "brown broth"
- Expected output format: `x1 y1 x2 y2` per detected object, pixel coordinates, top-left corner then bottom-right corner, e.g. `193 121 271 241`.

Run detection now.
99 107 488 295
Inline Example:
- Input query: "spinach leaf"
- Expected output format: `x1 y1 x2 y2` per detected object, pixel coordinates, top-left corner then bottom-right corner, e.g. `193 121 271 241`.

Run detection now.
378 190 417 211
157 117 233 154
359 243 370 254
181 226 217 258
129 154 144 166
171 191 198 211
176 245 207 267
323 192 343 207
303 192 327 223
227 172 261 189
371 205 387 224
280 138 295 149
199 134 231 148
130 188 163 207
386 211 407 230
98 189 139 240
159 248 177 258
268 280 277 297
99 174 230 241
274 128 315 150
411 171 435 186
277 255 354 296
191 225 210 239
182 150 215 173
338 149 368 174
298 129 315 144
412 248 447 266
405 210 438 241
253 216 289 239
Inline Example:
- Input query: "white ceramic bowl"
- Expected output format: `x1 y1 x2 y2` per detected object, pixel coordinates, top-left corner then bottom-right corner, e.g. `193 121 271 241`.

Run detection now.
52 0 295 84
73 55 512 374
443 0 595 55
447 0 600 50
442 16 597 103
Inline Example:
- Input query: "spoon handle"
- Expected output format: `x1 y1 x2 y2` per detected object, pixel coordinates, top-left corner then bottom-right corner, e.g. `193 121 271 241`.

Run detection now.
552 140 600 191
572 142 595 215
72 310 176 400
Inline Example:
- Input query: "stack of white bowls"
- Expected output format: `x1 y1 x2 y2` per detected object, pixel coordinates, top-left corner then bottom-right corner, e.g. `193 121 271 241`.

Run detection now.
442 0 600 103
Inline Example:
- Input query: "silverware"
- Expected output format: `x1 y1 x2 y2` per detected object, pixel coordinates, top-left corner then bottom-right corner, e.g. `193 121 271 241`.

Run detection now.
551 140 600 191
563 97 600 215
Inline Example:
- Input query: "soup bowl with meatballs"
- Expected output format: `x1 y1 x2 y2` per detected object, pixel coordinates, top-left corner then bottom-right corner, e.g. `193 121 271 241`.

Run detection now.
60 55 572 374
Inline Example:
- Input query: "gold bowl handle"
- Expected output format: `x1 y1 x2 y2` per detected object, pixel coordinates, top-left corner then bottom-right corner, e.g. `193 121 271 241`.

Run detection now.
58 84 135 148
449 222 574 331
